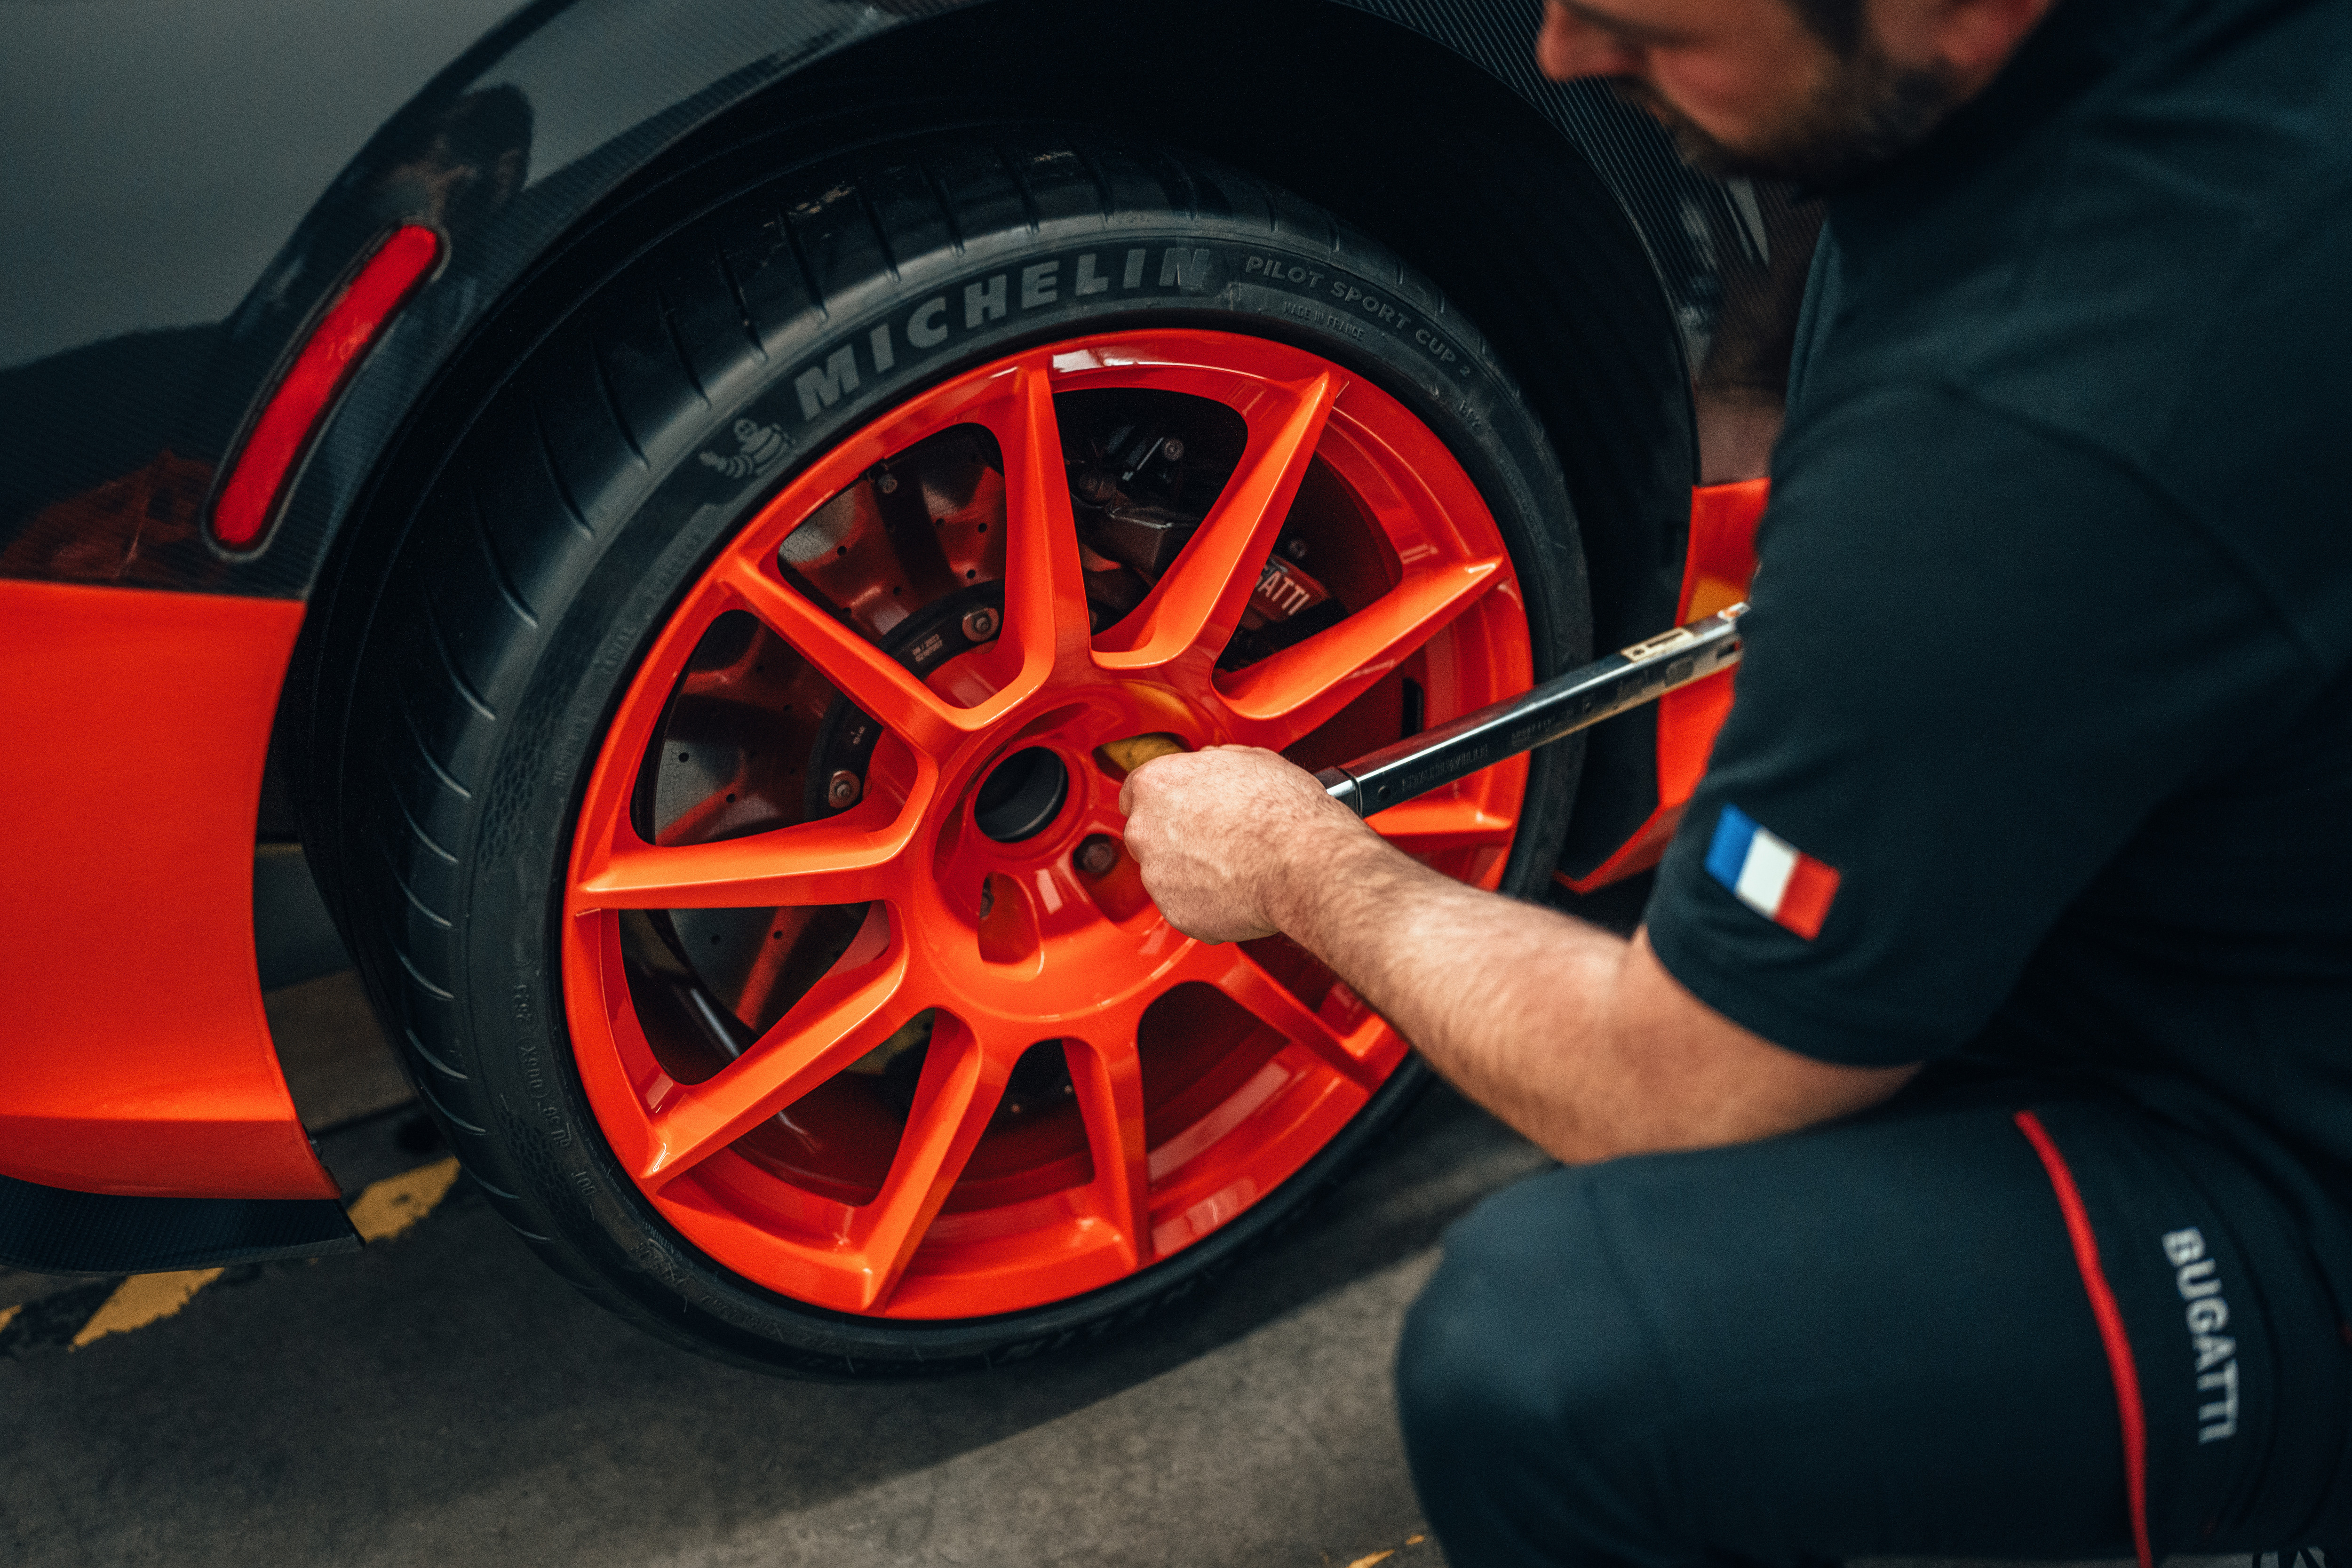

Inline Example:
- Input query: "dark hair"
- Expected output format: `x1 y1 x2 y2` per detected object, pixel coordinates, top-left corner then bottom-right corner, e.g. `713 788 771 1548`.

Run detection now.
1787 0 1865 54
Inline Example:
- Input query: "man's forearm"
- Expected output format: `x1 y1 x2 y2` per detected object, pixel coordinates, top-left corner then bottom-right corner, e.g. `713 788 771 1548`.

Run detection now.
1261 816 1636 1162
1119 746 1916 1162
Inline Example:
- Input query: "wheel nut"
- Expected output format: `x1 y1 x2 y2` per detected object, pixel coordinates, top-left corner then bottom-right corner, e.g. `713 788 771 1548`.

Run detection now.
1074 834 1120 878
961 605 1000 642
826 770 862 810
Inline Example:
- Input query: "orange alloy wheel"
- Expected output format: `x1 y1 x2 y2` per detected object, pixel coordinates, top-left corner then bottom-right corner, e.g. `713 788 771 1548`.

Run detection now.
561 330 1532 1320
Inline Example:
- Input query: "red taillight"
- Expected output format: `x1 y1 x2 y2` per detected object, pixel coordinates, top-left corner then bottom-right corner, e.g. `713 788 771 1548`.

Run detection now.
210 224 439 549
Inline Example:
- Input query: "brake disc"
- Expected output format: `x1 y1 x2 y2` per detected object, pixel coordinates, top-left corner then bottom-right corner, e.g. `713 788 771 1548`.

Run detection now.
802 579 1009 821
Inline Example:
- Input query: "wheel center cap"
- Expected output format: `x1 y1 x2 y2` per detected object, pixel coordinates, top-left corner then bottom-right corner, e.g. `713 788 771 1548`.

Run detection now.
973 747 1069 843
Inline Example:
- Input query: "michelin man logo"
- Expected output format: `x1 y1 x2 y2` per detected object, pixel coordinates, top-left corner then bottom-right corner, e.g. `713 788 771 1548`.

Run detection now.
699 418 787 479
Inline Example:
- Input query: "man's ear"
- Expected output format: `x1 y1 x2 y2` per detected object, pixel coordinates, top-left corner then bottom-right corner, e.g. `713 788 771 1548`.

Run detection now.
1536 0 1645 82
1876 0 2056 89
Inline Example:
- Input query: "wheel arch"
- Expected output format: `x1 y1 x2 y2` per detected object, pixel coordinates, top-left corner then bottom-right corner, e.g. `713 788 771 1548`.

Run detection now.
279 0 1700 938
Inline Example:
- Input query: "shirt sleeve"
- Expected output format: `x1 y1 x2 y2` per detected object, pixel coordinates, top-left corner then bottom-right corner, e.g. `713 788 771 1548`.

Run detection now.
1645 383 2307 1067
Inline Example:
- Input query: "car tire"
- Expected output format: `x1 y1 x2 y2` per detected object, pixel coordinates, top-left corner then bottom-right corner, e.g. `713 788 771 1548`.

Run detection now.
332 124 1591 1376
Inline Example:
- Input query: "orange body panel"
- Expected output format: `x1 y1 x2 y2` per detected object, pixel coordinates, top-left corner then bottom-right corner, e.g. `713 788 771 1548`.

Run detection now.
0 475 1754 1199
0 580 339 1199
1558 477 1767 894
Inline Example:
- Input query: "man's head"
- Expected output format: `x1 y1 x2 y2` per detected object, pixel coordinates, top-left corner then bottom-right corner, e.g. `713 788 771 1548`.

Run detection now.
1538 0 2057 186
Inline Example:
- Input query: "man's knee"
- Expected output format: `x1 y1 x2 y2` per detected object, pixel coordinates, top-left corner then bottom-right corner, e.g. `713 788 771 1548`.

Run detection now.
1398 1169 1675 1567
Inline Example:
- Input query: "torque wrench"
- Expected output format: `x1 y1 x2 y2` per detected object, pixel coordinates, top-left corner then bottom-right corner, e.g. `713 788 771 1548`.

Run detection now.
1316 603 1748 817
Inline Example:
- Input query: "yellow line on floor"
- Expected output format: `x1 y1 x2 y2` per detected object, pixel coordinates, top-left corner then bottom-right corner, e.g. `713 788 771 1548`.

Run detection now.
71 1268 224 1348
0 1304 20 1335
346 1155 461 1243
51 1158 462 1351
1341 1538 1426 1568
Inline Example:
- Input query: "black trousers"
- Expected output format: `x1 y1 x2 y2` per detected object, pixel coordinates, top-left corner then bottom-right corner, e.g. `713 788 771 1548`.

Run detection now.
1397 1083 2352 1568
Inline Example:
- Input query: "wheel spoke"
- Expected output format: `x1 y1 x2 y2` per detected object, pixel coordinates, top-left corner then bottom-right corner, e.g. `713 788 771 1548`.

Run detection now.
570 582 740 884
849 1027 1012 1310
1184 943 1385 1092
715 554 973 759
1065 1034 1152 1269
1215 557 1505 750
1095 372 1340 674
638 939 922 1186
1367 794 1518 856
984 361 1095 690
573 810 921 911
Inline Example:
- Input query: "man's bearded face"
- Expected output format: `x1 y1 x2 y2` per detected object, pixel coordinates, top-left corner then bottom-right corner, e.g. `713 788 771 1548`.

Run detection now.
1612 34 1961 187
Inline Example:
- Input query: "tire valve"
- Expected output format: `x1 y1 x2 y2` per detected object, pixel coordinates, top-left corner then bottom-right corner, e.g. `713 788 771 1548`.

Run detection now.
827 770 863 810
961 605 1000 642
1073 835 1119 878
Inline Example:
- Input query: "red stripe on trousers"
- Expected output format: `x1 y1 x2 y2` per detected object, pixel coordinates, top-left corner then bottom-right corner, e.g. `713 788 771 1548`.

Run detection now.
2014 1109 2152 1568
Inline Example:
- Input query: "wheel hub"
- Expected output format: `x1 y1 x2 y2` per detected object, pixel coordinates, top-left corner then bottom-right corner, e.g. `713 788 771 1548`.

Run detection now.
971 746 1069 843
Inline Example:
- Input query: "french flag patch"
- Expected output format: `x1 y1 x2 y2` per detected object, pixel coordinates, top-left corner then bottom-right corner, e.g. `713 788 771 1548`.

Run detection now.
1705 805 1841 940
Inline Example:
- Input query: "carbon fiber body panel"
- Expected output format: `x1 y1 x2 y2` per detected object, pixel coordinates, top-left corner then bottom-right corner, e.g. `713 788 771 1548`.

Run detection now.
0 0 1785 601
0 1173 358 1274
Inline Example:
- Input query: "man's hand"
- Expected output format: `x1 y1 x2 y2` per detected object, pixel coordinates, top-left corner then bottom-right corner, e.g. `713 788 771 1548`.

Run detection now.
1116 745 1372 943
1117 743 1917 1163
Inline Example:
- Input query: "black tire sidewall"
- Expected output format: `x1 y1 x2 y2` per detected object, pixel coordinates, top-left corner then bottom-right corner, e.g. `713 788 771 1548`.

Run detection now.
393 133 1590 1374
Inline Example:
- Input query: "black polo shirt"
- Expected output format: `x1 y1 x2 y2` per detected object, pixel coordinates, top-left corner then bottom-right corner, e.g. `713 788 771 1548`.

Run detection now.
1645 0 2352 1185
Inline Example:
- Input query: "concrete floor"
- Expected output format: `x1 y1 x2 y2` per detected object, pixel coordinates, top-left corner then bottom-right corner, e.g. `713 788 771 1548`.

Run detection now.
3 1080 1535 1567
0 1092 2221 1568
0 867 2217 1568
